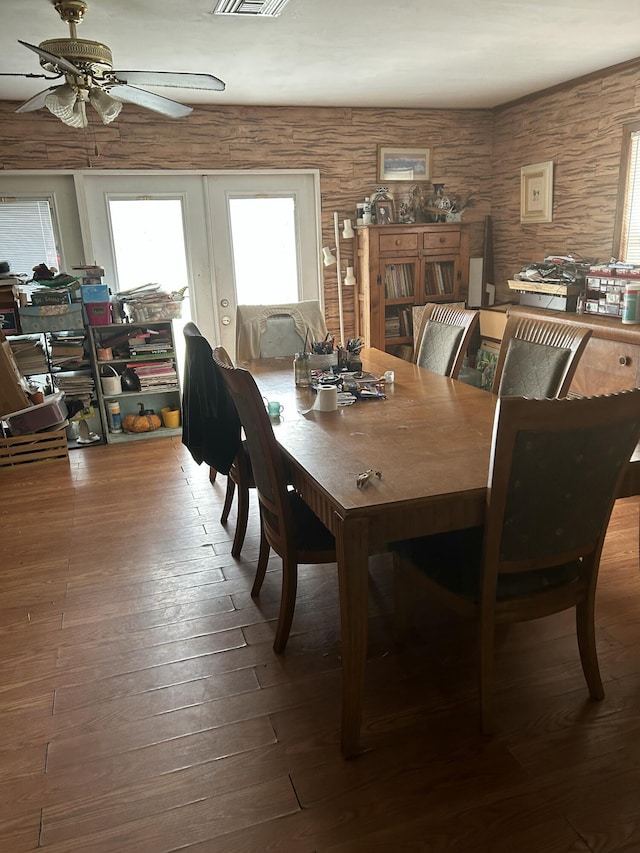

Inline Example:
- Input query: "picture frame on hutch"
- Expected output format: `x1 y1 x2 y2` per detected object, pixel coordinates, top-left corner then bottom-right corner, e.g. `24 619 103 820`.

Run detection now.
374 199 395 224
377 146 431 183
520 160 553 223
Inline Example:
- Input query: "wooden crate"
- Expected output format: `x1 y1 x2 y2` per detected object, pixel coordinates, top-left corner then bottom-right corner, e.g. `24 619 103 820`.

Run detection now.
0 428 69 467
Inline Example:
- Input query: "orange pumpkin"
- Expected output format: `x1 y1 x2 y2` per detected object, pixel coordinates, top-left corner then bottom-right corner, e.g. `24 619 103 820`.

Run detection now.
122 403 162 433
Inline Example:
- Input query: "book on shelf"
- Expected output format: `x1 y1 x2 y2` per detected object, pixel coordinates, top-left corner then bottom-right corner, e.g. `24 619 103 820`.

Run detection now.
384 264 414 299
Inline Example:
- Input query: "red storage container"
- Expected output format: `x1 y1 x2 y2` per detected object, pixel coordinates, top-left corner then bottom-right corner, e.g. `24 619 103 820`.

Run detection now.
85 302 112 326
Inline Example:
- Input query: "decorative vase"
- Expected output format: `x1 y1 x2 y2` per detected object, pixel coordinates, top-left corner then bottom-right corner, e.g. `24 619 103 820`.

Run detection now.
431 184 452 222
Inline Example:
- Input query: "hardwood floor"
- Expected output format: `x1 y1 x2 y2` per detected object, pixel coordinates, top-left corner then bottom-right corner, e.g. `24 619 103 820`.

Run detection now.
1 436 639 852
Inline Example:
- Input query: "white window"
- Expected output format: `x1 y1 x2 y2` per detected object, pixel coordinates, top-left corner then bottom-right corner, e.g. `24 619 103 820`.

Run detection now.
615 121 640 262
0 196 60 276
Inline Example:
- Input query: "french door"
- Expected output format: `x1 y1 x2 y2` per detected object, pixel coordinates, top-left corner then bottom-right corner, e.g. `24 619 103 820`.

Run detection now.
78 171 321 357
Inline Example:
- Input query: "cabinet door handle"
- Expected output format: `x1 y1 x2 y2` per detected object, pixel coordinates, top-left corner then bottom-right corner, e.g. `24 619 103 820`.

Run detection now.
395 239 401 246
439 237 446 243
619 355 631 366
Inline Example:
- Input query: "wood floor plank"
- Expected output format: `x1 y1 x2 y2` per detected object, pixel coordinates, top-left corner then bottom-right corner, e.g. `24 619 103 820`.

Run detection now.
0 438 638 852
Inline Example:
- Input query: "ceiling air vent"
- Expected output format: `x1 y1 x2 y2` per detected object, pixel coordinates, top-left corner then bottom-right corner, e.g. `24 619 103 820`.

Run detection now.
212 0 292 16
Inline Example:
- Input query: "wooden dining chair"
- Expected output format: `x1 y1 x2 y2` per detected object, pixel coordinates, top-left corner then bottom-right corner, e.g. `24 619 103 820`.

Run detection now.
392 388 640 733
413 302 479 379
491 314 592 398
212 345 336 653
182 322 257 559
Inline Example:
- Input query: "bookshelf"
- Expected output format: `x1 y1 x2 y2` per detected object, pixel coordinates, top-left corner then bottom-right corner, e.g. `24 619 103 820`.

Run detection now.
355 223 470 360
88 321 181 444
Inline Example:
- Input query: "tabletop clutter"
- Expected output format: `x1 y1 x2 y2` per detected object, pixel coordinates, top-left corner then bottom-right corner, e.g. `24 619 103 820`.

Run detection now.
292 333 390 405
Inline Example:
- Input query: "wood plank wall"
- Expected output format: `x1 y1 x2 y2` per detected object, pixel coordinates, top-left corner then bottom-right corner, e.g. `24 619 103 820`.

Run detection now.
2 59 640 329
492 63 640 299
0 102 492 337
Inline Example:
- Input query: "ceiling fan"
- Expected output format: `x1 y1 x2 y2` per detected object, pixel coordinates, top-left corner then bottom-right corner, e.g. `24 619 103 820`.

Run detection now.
2 0 225 128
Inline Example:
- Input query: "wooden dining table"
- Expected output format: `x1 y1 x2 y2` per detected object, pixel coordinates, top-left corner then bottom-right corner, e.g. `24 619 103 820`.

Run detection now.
247 347 497 757
247 347 640 758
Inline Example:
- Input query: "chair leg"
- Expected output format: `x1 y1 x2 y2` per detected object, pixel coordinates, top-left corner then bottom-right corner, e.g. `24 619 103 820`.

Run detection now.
576 599 604 700
273 556 298 654
220 477 236 525
231 484 250 558
478 620 496 735
251 524 270 598
209 466 217 484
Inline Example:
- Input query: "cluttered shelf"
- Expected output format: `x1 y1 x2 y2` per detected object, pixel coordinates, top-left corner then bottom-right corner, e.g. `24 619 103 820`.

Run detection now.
1 262 185 453
510 255 640 324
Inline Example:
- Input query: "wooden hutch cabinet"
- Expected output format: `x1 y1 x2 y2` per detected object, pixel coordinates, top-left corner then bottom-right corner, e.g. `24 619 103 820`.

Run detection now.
355 223 470 359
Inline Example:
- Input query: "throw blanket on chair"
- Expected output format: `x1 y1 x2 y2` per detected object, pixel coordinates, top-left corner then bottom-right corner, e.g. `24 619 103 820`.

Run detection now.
235 301 328 362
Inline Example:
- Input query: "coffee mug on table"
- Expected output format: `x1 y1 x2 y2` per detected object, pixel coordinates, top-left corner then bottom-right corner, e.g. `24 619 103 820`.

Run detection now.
267 401 284 418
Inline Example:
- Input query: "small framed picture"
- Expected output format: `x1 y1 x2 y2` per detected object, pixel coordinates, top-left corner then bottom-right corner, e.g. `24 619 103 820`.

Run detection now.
377 146 431 182
374 200 395 224
520 160 553 223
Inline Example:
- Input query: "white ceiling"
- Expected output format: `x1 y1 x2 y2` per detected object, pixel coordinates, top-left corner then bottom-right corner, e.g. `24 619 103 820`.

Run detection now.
1 0 640 111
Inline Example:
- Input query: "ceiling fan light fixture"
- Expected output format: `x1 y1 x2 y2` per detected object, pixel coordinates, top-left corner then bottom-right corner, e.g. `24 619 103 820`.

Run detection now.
44 83 87 127
89 87 122 124
211 0 292 16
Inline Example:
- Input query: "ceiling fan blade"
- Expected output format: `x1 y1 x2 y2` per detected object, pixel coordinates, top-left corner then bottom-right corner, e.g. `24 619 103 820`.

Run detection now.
0 72 63 80
18 39 82 76
111 70 225 92
108 84 193 118
15 85 64 113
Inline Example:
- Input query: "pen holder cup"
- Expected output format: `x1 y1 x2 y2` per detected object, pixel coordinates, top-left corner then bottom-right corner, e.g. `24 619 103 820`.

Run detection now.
308 352 338 371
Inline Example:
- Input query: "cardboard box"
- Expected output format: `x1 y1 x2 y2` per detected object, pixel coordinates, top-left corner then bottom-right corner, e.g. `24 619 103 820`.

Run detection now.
18 303 84 333
31 289 72 306
0 330 29 417
479 303 511 341
0 307 20 335
81 283 110 303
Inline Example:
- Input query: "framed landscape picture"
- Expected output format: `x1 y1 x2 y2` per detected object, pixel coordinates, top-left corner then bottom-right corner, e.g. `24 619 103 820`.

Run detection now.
377 146 431 182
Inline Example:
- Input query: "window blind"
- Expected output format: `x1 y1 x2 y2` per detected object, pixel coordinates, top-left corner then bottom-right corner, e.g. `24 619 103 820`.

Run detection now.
621 131 640 263
0 198 59 277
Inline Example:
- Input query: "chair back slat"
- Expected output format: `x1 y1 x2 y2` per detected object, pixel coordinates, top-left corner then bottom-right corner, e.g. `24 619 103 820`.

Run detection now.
492 315 592 398
413 302 479 379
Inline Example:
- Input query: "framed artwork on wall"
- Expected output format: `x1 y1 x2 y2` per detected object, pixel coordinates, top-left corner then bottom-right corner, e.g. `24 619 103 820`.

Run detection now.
377 146 431 182
520 160 553 223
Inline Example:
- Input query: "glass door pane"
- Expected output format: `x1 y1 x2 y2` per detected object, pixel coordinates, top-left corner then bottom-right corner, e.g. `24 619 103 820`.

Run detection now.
109 199 189 294
229 197 298 305
108 197 192 381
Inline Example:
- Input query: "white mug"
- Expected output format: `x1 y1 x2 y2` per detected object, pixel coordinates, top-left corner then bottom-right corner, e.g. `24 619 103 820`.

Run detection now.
315 385 338 412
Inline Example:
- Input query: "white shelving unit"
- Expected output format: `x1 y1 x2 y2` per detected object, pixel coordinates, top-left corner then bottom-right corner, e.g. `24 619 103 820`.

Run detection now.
88 321 182 444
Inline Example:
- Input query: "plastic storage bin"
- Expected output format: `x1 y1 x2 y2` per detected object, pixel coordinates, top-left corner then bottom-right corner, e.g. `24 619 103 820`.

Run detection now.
85 302 113 326
3 391 68 435
122 298 183 322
